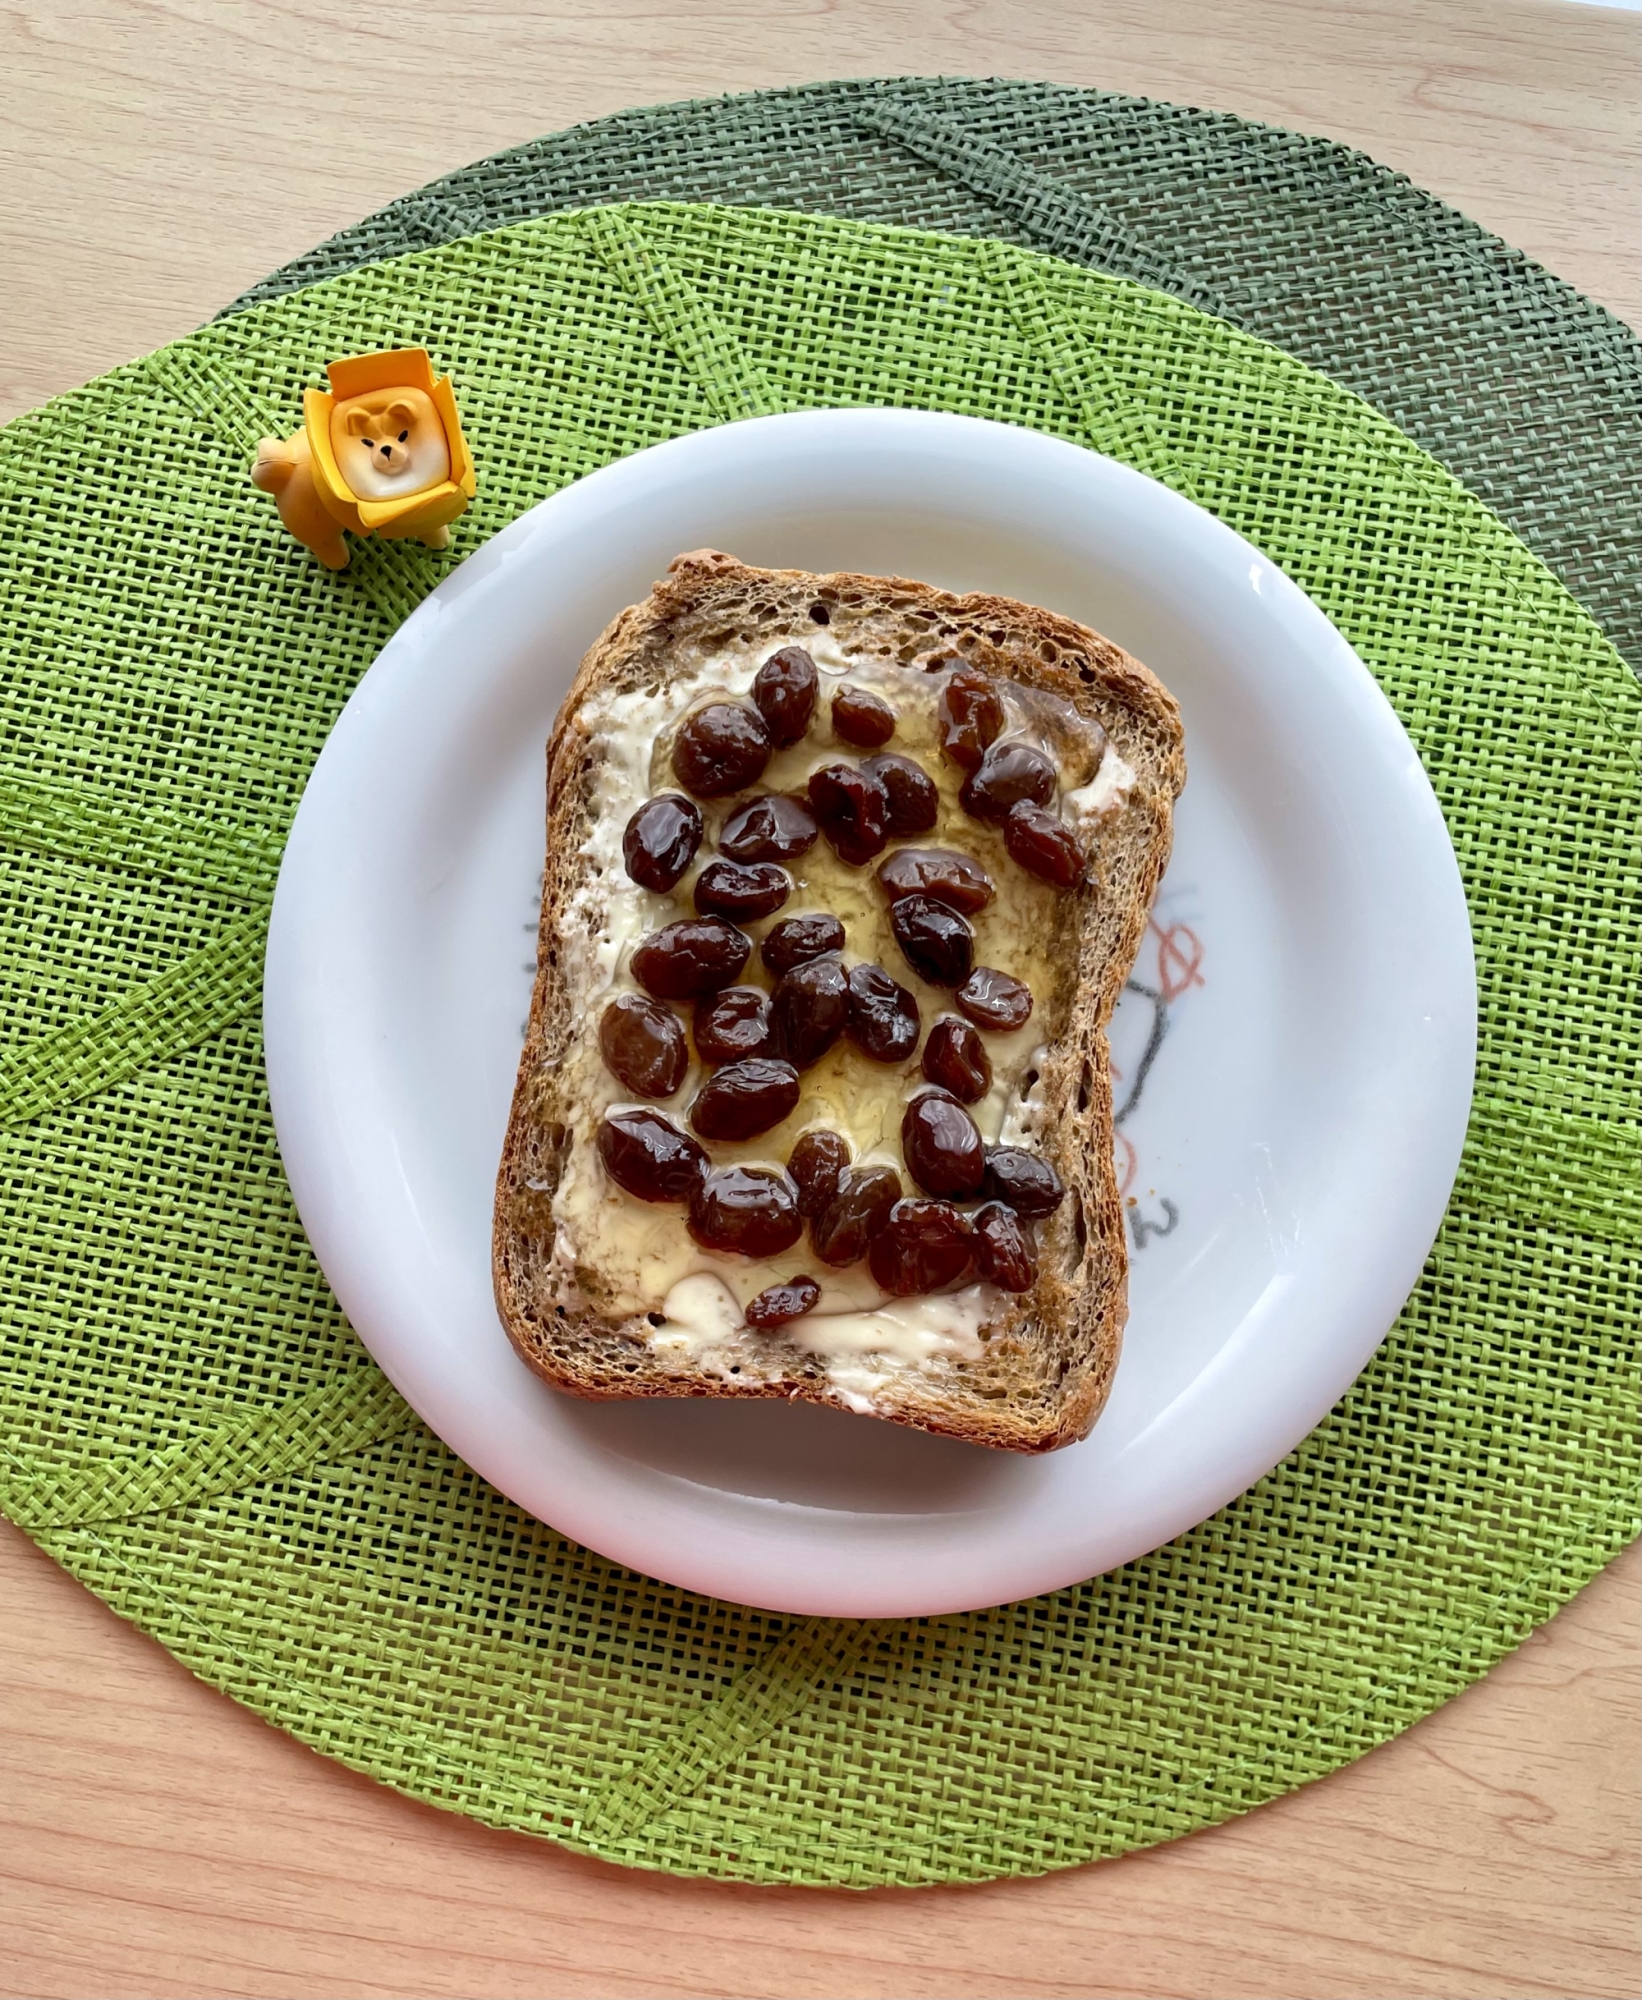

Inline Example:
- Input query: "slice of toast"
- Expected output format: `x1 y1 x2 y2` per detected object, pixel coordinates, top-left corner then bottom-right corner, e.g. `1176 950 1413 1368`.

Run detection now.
493 552 1185 1452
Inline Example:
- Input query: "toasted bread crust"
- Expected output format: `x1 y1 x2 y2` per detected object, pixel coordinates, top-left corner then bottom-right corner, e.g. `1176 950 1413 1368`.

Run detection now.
493 553 1185 1452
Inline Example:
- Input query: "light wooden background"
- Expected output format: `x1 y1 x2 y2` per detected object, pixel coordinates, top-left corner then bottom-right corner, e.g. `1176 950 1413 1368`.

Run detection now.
1 3 1637 1995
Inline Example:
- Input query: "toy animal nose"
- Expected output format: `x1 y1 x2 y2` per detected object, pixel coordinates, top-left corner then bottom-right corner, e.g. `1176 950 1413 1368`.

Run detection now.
379 443 393 456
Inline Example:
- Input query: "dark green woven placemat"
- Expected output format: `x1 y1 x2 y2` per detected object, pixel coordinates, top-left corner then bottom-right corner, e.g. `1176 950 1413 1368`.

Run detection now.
230 77 1642 675
1 198 1635 1885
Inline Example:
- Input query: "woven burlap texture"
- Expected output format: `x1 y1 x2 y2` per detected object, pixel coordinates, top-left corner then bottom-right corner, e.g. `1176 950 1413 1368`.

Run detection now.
233 77 1642 676
1 202 1636 1888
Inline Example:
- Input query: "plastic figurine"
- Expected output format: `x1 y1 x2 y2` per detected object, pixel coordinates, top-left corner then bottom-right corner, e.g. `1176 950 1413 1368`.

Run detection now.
251 347 475 570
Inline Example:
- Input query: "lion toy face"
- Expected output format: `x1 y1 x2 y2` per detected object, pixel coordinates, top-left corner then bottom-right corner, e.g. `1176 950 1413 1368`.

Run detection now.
330 386 452 501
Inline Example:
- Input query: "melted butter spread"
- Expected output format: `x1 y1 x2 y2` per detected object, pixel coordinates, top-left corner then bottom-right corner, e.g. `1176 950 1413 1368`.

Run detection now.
548 633 1119 1396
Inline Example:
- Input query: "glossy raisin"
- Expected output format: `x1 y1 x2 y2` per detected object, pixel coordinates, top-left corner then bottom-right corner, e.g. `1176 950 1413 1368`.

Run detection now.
936 666 1004 772
771 955 849 1069
890 894 974 988
875 847 995 915
745 1275 822 1330
692 860 791 922
788 1129 851 1218
621 793 702 892
812 1164 902 1266
808 761 889 867
687 1165 803 1256
956 966 1034 1032
921 1017 991 1102
631 918 750 999
694 986 777 1066
901 1091 987 1198
598 994 688 1098
717 792 819 864
845 962 921 1063
672 702 772 798
689 1057 801 1141
751 646 818 748
597 1108 706 1203
1003 801 1086 889
971 1201 1036 1292
868 1200 975 1296
960 739 1056 824
983 1146 1066 1218
761 911 846 976
861 752 939 836
832 685 896 748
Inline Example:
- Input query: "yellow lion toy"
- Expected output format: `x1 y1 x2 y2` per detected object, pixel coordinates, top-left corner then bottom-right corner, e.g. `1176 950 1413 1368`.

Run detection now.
251 348 475 570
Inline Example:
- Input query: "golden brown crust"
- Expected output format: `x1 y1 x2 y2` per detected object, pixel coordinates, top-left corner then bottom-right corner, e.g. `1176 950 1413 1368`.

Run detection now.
492 553 1185 1453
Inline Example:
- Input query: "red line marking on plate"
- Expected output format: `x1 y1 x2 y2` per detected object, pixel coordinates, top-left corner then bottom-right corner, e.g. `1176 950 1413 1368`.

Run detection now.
1152 920 1205 1002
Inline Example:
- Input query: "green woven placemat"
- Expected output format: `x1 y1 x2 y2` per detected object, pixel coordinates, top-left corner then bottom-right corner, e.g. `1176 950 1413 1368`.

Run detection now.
231 77 1642 676
1 201 1636 1887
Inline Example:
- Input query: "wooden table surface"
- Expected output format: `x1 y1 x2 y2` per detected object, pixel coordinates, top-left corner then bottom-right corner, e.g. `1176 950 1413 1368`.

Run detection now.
1 3 1637 1995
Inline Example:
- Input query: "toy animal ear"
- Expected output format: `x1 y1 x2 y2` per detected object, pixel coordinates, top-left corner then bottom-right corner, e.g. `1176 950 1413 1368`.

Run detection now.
384 400 417 431
342 407 373 438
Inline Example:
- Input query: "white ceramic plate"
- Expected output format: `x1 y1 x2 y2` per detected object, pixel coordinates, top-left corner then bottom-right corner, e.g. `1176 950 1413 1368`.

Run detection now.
264 409 1475 1618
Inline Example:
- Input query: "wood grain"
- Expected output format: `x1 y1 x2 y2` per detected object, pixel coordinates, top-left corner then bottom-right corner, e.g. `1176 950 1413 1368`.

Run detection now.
1 2 1637 1993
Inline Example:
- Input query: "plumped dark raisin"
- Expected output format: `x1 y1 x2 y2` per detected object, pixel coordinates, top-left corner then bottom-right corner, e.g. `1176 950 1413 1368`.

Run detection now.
789 1128 851 1218
832 685 896 747
983 1146 1066 1218
597 1108 707 1202
598 994 688 1098
1003 801 1086 888
687 1165 803 1256
890 894 974 988
672 702 772 798
970 1202 1036 1292
875 847 995 915
761 911 846 976
808 761 889 867
745 1275 822 1330
936 666 1004 772
861 753 939 836
868 1200 975 1296
694 986 777 1066
717 792 819 863
845 962 920 1063
901 1091 987 1198
621 794 702 892
960 739 1057 824
689 1058 801 1141
956 966 1034 1032
751 646 818 748
771 954 848 1069
812 1164 901 1266
631 918 750 999
692 860 791 922
921 1016 991 1102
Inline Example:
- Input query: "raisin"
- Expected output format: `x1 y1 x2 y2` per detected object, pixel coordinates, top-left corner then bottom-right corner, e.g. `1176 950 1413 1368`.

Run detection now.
971 1201 1036 1292
868 1200 975 1296
956 966 1034 1032
687 1165 803 1256
689 1058 801 1141
672 702 771 798
597 1108 706 1202
694 986 777 1066
921 1017 991 1102
983 1146 1066 1217
761 912 845 976
890 894 974 987
936 666 1004 772
832 685 896 747
621 793 702 892
745 1275 822 1330
751 646 818 748
1003 801 1086 888
631 918 750 999
771 955 849 1069
788 1129 851 1218
875 847 995 914
960 739 1056 824
598 994 688 1098
901 1092 987 1198
861 752 939 836
692 860 791 922
812 1164 902 1266
717 792 819 863
808 761 889 867
845 962 920 1063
